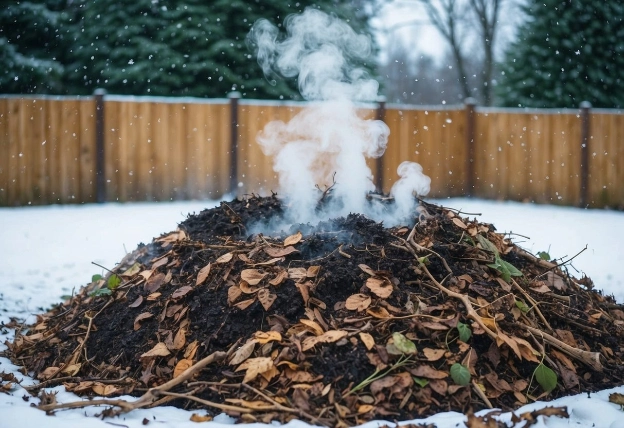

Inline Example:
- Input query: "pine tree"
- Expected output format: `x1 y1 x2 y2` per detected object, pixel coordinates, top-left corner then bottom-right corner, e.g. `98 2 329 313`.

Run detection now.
497 1 624 108
59 0 375 99
0 1 64 94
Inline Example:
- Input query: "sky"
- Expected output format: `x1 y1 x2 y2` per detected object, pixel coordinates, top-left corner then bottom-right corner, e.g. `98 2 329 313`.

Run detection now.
0 198 623 428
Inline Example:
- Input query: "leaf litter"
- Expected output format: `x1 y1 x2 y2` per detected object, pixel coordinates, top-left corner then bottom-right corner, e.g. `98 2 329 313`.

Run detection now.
4 195 624 426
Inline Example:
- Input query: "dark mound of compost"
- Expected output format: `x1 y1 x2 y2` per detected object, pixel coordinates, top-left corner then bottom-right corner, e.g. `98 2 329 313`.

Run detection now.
5 195 624 426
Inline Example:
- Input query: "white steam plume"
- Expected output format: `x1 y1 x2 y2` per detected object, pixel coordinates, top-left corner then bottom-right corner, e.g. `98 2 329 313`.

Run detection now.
248 8 430 226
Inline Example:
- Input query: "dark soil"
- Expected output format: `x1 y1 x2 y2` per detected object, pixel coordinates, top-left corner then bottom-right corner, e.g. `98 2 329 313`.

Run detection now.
5 195 624 426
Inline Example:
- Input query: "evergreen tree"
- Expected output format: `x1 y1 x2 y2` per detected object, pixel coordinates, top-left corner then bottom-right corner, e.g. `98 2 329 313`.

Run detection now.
0 1 64 93
497 1 624 108
60 0 375 99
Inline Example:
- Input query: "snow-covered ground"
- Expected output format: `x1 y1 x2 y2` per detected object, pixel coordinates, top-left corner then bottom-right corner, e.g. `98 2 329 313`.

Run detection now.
0 198 623 428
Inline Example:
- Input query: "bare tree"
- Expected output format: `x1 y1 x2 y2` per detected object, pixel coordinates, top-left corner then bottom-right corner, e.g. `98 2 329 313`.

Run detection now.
469 0 501 105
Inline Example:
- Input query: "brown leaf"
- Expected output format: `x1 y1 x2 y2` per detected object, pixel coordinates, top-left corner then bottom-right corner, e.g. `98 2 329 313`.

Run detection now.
129 296 143 308
190 413 213 422
145 272 166 293
366 277 393 298
265 246 299 258
121 262 141 277
452 217 468 229
269 269 288 286
184 340 199 359
370 375 398 395
423 348 446 362
233 298 255 310
296 282 310 304
172 285 193 300
306 265 321 277
239 280 261 294
359 332 375 350
366 307 392 319
345 293 372 311
172 328 186 350
409 365 448 379
254 257 284 266
228 285 242 304
92 383 120 396
254 331 282 344
151 256 169 270
609 392 624 407
196 263 212 286
216 252 233 263
140 342 171 359
241 269 267 286
302 330 348 351
236 357 274 383
229 340 257 365
288 267 307 280
359 264 376 276
284 231 302 246
147 292 161 301
429 379 448 396
173 359 193 378
134 312 153 331
258 288 277 311
299 319 324 336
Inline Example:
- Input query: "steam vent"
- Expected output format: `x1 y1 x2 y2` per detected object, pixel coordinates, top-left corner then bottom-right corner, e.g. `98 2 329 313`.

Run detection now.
6 195 624 426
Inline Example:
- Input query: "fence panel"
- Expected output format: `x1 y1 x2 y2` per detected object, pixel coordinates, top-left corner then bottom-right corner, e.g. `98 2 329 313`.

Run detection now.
588 112 624 207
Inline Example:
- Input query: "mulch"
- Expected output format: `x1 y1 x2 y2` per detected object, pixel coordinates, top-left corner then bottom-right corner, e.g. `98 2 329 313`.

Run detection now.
4 195 624 427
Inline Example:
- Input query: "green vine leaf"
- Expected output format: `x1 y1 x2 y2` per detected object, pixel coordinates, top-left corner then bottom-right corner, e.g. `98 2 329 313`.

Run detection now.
92 274 103 282
515 300 530 313
89 288 112 297
392 332 417 355
413 377 429 388
107 274 121 290
534 363 558 392
457 322 472 342
537 251 551 261
450 363 471 386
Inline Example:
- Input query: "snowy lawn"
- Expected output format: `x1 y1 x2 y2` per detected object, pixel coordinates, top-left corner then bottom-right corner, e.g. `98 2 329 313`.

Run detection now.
0 198 623 428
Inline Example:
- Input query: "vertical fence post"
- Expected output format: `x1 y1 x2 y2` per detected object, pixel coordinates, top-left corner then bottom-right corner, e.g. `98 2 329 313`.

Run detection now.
228 91 241 196
94 89 107 203
375 96 386 193
464 98 476 197
579 101 591 207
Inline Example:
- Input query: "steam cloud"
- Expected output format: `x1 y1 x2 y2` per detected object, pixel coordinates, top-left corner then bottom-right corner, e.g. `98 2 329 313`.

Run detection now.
248 8 430 226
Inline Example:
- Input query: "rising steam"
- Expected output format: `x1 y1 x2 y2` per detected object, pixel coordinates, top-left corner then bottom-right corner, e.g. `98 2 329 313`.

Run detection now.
247 8 430 226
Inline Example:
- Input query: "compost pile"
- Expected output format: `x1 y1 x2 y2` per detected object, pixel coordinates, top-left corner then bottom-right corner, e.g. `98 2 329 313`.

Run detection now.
5 195 624 427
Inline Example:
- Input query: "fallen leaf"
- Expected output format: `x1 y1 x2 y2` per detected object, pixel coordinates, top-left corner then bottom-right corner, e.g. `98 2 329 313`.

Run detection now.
230 340 257 365
423 348 446 362
216 252 233 263
184 340 199 359
190 413 213 422
254 331 282 344
140 342 171 359
145 272 166 293
172 328 186 350
147 292 161 301
61 363 81 376
306 266 320 277
258 289 277 311
288 267 307 280
409 365 448 379
129 296 143 308
359 264 376 276
265 246 299 258
241 269 267 285
236 357 274 383
92 383 120 396
226 398 275 410
366 307 392 319
174 359 193 378
345 293 372 311
302 330 348 351
359 332 375 350
121 262 142 277
452 217 468 229
254 257 284 266
269 269 288 286
228 285 242 304
299 319 324 336
366 277 393 298
239 280 261 294
151 256 169 270
233 298 255 310
284 231 302 246
134 312 153 331
172 285 193 300
609 392 624 408
296 282 310 304
196 263 212 286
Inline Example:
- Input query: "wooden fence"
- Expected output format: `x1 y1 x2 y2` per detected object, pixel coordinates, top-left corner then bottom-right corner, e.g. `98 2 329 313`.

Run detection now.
0 94 622 208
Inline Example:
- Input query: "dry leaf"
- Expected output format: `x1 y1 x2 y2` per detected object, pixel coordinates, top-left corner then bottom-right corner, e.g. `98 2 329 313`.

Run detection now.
174 359 193 378
288 267 307 280
254 331 282 344
140 342 171 359
184 340 199 359
423 348 446 362
269 269 288 286
196 263 212 285
128 296 143 308
366 277 393 298
147 292 161 301
296 282 310 304
241 269 267 286
145 272 166 293
302 330 348 351
265 246 299 258
216 252 233 263
121 262 141 277
134 312 153 331
306 265 321 277
92 383 119 396
254 257 284 266
258 288 277 311
409 365 448 379
284 231 302 246
61 363 81 376
151 256 169 270
228 285 242 304
359 264 376 276
452 217 468 229
236 357 274 383
299 319 324 336
366 307 392 319
233 298 255 310
239 280 261 294
172 328 186 350
190 413 213 422
359 332 375 350
230 340 257 365
172 285 193 300
345 293 372 311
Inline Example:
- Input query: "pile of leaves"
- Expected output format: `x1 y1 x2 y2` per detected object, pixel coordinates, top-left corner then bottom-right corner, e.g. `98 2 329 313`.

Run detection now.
5 196 624 427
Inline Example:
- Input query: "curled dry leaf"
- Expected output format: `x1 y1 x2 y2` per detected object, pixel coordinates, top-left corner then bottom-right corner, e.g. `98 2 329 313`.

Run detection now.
229 340 257 365
145 272 166 293
236 357 274 383
254 330 282 344
299 319 325 336
269 269 288 286
171 285 193 300
306 265 321 278
239 280 261 294
345 293 372 311
134 312 153 331
172 327 186 350
241 269 267 286
284 231 302 247
452 217 468 229
128 296 143 308
184 340 199 359
359 264 376 276
216 252 234 263
359 332 375 350
254 257 284 266
196 263 211 286
366 307 392 319
258 288 277 311
265 246 299 258
302 330 348 351
288 267 307 281
92 383 120 396
190 413 213 422
233 298 255 311
423 348 446 362
173 358 193 378
227 285 242 304
140 342 171 359
365 277 393 298
409 365 449 379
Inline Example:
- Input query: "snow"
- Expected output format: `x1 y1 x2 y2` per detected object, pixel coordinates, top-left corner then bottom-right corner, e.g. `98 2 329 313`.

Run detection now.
1 198 623 428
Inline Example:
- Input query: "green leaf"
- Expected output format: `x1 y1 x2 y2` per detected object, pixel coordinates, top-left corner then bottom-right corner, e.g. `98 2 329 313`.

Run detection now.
107 274 121 290
92 274 103 282
412 377 429 388
457 322 472 342
534 363 558 392
417 255 429 265
476 235 498 254
89 288 112 297
450 363 471 386
392 332 417 355
500 259 523 277
537 251 551 261
515 300 530 313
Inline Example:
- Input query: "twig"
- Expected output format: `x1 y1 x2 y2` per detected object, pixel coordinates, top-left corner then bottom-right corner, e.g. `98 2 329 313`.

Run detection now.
510 279 553 332
471 379 493 408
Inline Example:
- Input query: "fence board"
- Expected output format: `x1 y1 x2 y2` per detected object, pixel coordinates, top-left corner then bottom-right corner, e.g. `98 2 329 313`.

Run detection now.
0 99 8 205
